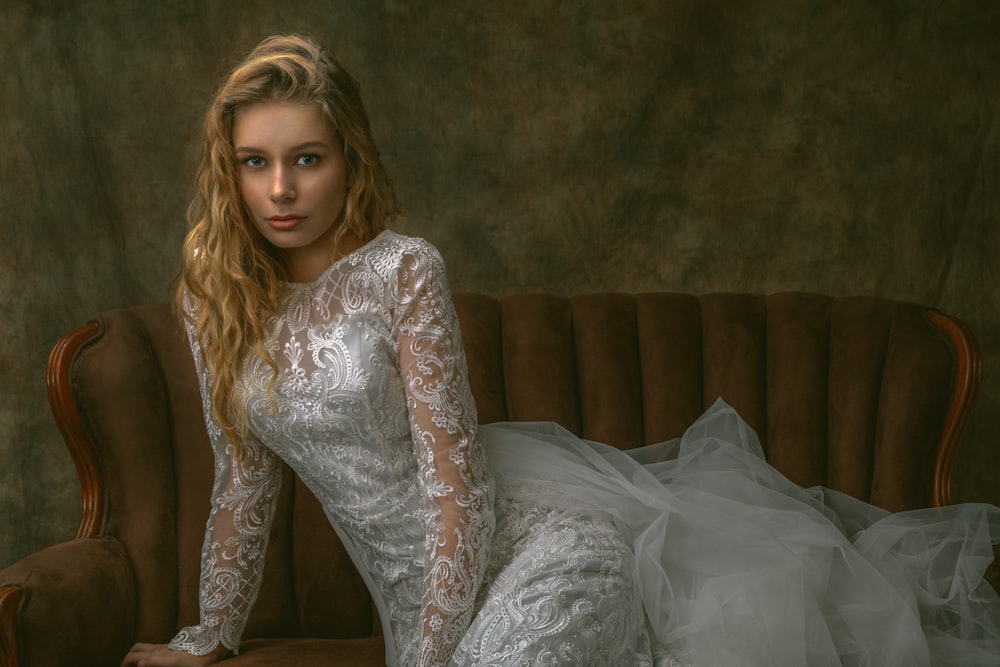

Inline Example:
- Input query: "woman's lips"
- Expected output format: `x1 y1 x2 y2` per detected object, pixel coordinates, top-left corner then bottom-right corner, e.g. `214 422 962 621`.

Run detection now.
267 215 304 231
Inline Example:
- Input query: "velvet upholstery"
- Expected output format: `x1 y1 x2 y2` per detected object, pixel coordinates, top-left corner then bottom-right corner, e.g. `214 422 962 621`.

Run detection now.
0 292 986 667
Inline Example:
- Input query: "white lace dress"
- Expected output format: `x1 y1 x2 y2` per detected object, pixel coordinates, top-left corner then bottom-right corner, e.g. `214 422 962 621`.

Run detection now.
169 231 1000 667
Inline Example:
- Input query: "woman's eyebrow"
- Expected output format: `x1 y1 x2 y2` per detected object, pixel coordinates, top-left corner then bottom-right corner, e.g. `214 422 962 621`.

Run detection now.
234 140 330 155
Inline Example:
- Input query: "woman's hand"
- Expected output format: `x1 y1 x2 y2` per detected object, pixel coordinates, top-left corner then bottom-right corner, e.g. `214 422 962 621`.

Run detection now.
120 642 229 667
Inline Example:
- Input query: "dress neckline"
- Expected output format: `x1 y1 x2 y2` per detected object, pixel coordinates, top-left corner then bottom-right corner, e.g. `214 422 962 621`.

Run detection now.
284 229 390 288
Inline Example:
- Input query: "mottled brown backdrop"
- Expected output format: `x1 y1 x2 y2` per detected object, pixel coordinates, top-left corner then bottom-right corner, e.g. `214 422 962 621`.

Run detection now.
2 0 998 568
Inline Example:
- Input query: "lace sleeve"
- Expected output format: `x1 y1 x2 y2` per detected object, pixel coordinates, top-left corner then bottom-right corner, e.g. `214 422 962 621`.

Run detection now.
394 245 496 667
168 290 284 656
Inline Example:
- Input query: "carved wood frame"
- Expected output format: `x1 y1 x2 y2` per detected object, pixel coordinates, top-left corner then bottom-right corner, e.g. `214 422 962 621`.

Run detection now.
927 309 982 507
46 320 105 539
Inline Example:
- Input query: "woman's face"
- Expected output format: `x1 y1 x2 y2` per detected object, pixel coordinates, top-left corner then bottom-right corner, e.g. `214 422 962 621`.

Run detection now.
232 100 353 282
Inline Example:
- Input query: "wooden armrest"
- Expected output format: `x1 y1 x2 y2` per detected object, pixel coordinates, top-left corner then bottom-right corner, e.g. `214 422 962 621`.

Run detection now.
926 310 981 507
46 320 106 538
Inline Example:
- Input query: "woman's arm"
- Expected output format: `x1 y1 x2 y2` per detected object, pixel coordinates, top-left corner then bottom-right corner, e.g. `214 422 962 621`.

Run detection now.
159 292 283 657
394 244 496 667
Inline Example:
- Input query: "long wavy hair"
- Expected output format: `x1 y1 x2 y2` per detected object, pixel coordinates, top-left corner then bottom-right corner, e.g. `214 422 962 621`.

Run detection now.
178 34 399 454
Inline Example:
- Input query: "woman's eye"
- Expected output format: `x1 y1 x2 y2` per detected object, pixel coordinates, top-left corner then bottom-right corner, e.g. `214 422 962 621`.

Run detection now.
297 154 319 166
244 156 266 168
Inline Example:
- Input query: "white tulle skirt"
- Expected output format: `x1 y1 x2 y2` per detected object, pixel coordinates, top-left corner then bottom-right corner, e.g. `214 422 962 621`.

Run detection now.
478 400 1000 666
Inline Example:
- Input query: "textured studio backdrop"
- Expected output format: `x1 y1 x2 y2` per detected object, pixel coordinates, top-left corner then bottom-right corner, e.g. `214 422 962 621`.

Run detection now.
2 0 999 567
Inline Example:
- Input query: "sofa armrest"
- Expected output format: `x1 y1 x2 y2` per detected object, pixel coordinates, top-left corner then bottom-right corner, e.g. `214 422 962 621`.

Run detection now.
0 586 22 667
0 538 135 667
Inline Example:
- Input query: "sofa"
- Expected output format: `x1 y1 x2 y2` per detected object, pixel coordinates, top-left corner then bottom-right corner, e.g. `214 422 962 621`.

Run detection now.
0 291 993 666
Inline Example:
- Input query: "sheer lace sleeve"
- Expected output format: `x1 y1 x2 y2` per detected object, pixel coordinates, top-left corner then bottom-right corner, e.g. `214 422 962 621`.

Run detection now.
394 245 496 667
168 290 283 656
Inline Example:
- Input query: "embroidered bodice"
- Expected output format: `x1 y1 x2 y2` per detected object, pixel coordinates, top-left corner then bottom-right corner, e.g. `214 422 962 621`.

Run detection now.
170 231 495 666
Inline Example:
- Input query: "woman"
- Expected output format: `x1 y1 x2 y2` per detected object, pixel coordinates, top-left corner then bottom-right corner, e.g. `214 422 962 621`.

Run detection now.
123 34 1000 667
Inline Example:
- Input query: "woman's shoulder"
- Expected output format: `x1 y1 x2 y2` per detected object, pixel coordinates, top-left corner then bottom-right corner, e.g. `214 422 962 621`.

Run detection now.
376 230 442 258
368 230 446 272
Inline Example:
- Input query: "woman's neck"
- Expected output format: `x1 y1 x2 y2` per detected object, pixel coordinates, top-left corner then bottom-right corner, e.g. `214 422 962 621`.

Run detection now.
283 230 367 283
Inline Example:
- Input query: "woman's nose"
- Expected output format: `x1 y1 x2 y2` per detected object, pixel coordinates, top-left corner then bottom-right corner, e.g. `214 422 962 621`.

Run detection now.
270 166 296 201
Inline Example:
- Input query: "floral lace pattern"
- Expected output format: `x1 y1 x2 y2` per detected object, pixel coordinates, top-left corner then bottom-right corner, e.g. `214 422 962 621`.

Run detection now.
174 232 499 665
454 496 657 666
169 301 284 656
172 231 668 666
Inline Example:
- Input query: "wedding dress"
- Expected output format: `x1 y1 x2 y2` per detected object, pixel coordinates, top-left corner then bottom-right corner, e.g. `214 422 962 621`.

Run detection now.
169 230 1000 666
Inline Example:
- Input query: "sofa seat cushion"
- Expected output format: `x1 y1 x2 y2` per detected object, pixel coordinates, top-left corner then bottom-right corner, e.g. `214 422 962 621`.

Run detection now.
224 636 384 665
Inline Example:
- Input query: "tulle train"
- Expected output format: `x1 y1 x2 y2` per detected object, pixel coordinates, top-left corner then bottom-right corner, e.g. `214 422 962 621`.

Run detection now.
479 400 1000 666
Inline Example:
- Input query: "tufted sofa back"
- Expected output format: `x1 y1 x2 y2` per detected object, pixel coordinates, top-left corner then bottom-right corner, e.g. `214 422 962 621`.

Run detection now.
454 292 977 510
36 292 977 658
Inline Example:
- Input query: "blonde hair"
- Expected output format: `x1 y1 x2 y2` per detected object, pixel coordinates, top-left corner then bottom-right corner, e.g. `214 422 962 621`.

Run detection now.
178 34 399 454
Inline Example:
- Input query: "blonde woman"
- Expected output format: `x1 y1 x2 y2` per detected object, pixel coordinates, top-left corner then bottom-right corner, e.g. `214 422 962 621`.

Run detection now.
124 34 1000 667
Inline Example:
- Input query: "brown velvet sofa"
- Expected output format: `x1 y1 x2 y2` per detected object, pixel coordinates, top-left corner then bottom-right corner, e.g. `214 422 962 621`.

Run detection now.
0 291 993 667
